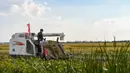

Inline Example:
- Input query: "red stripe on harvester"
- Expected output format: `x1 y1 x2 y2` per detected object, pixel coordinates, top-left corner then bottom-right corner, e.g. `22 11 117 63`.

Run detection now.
44 48 48 56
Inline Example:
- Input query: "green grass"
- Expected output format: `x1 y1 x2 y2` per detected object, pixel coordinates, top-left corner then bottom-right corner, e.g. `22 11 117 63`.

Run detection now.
0 49 130 73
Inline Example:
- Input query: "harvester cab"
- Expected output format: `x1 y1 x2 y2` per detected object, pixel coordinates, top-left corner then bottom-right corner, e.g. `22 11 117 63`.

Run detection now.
9 32 66 59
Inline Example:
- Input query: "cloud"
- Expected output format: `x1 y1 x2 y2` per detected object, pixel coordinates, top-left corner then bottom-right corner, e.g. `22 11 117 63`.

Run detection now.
7 0 51 18
0 0 63 42
0 12 8 16
44 1 48 5
58 17 130 41
1 0 130 42
91 17 130 41
93 17 130 31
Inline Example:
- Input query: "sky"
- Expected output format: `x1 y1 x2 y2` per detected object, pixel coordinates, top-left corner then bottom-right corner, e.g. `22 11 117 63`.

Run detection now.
1 0 130 42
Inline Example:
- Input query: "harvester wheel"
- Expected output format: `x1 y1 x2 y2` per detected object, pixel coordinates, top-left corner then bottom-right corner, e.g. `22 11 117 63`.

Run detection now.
40 53 44 59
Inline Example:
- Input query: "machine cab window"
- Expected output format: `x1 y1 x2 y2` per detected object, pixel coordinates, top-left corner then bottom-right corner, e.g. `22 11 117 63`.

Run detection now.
19 34 25 38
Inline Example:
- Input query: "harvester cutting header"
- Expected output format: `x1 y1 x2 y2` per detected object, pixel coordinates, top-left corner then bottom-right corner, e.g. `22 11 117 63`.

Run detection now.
9 23 66 59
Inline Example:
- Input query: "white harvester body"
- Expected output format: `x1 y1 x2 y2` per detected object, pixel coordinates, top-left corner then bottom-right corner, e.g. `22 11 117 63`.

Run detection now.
9 33 36 56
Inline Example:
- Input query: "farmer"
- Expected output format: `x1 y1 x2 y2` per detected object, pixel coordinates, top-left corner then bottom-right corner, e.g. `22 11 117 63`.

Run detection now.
37 29 44 53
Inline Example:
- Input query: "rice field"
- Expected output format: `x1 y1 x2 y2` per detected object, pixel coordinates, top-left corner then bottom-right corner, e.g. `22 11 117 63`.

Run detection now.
0 44 8 53
64 42 130 53
0 42 129 53
0 42 130 73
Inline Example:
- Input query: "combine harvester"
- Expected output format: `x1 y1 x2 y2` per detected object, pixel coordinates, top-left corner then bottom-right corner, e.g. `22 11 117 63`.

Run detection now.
9 24 68 60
